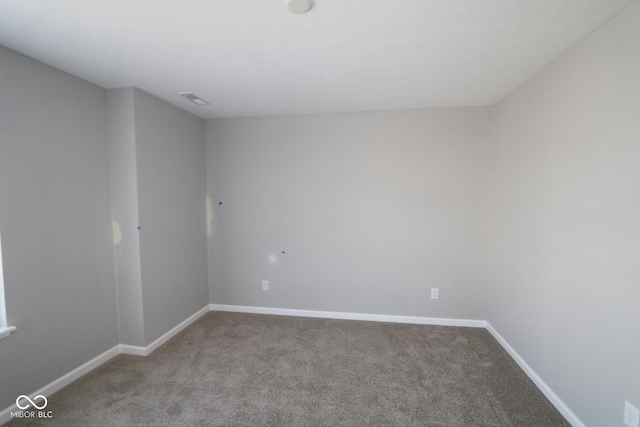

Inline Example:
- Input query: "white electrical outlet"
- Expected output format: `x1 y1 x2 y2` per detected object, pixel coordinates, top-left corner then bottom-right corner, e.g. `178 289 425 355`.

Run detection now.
431 288 439 299
625 401 639 427
262 280 269 291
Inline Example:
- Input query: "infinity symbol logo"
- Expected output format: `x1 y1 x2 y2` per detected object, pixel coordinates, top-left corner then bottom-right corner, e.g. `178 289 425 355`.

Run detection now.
16 395 48 410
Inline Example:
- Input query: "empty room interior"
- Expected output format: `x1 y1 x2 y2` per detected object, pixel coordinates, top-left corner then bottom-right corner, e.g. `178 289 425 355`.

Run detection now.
0 0 639 426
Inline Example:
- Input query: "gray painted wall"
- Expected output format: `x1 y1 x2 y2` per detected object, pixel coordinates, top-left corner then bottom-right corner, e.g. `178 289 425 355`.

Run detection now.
0 46 118 409
133 89 208 344
107 87 146 346
488 2 640 426
206 108 491 319
107 87 209 347
2 2 639 423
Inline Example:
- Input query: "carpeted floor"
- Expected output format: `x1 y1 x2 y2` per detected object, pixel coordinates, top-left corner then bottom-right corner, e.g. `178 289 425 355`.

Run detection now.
8 312 570 426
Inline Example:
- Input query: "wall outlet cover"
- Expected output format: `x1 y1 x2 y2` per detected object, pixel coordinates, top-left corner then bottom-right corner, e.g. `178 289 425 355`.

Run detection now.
625 401 640 427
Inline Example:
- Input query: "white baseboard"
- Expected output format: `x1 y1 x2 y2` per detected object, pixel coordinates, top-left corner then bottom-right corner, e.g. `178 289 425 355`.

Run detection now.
485 322 585 427
209 304 486 328
0 306 582 427
0 345 120 425
213 305 583 425
118 343 148 356
0 305 210 425
120 305 210 356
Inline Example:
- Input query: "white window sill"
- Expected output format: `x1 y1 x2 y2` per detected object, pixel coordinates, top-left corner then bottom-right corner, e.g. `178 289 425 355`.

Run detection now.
0 326 16 340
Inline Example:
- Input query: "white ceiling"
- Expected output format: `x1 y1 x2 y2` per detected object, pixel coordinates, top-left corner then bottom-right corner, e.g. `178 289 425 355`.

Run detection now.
0 0 632 118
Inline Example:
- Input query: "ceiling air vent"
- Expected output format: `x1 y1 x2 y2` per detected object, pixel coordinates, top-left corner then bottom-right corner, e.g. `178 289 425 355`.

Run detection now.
179 92 209 106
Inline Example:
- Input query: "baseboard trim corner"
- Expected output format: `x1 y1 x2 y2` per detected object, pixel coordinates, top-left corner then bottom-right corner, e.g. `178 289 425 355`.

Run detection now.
485 322 585 427
0 345 120 425
1 305 212 425
118 343 148 356
209 304 486 328
120 305 210 356
1 306 582 427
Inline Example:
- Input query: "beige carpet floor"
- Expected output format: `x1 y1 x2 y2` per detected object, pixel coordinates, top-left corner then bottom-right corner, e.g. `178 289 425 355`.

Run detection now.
8 312 570 426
